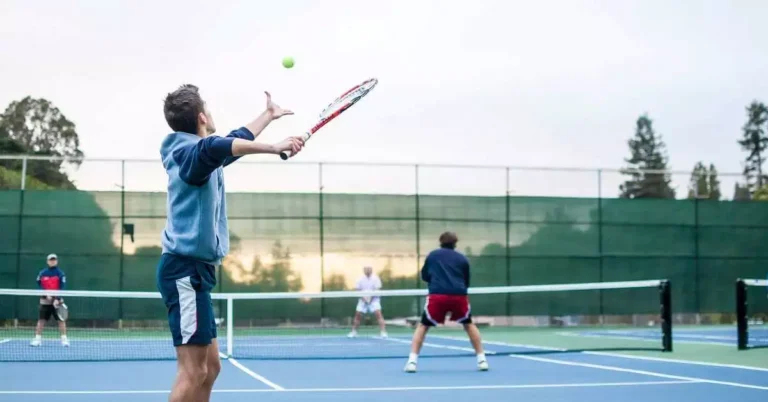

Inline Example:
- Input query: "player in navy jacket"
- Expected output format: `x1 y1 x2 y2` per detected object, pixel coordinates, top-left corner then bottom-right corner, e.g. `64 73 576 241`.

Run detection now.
157 84 304 402
30 254 69 347
404 232 488 373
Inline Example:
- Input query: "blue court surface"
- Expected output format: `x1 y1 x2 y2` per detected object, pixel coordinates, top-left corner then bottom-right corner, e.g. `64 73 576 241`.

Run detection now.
1 336 767 402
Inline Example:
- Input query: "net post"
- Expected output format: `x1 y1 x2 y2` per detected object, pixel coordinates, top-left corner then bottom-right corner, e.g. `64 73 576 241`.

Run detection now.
736 279 748 350
660 280 672 352
226 296 234 357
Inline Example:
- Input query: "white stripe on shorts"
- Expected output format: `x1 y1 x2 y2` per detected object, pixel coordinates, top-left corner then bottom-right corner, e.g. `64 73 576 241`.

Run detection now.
176 276 197 344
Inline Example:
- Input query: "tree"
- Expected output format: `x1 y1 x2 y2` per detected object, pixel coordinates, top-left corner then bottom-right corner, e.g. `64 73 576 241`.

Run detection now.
619 115 675 199
753 185 768 201
733 183 751 201
738 101 768 194
322 273 347 291
687 162 721 200
0 97 84 189
223 241 304 291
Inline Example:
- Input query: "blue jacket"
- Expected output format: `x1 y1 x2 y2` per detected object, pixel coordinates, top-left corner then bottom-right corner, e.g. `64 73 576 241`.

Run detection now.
421 247 470 295
36 267 66 290
159 127 254 265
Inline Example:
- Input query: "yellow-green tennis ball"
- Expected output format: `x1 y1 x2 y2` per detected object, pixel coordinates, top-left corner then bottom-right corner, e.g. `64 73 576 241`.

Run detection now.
282 57 294 69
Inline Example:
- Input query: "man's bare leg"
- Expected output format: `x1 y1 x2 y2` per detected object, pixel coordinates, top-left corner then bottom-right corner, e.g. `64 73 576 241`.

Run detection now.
348 312 363 337
169 344 208 402
30 319 46 346
197 339 221 402
374 310 387 337
463 322 488 371
35 319 45 336
404 324 430 372
58 320 69 346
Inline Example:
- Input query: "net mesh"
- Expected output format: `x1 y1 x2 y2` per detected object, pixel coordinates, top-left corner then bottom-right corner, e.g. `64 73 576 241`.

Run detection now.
0 281 668 362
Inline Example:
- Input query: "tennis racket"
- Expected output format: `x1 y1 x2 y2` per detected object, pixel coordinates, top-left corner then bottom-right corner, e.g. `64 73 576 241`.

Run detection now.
280 78 378 160
55 301 68 321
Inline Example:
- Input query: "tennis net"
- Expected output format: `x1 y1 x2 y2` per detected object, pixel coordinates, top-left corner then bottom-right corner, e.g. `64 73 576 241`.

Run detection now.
736 278 768 350
0 279 671 362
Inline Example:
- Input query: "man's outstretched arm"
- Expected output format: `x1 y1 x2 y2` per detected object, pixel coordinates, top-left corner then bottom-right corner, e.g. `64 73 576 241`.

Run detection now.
223 91 294 166
174 135 303 186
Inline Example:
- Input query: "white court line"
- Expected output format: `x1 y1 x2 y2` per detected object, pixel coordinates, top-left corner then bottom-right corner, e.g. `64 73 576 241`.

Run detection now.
420 334 764 389
511 354 768 391
0 380 699 394
219 352 284 391
0 339 10 345
432 334 768 373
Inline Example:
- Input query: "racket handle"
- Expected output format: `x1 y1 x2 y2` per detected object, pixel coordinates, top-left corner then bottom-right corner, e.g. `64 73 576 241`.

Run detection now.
279 132 312 160
279 150 293 160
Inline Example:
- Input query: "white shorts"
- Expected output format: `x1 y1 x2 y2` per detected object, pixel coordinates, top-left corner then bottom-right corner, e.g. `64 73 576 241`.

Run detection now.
355 299 381 314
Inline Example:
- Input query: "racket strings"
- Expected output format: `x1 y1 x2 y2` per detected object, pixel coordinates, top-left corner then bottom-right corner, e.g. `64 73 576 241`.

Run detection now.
319 79 377 118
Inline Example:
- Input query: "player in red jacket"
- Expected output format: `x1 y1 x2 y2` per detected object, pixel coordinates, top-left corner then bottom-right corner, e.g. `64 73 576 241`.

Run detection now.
30 254 69 347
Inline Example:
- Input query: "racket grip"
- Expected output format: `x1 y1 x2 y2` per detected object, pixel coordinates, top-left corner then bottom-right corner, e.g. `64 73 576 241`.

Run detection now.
279 132 312 160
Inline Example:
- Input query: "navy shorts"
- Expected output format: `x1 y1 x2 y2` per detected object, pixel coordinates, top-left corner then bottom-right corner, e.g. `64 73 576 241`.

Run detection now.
156 253 217 347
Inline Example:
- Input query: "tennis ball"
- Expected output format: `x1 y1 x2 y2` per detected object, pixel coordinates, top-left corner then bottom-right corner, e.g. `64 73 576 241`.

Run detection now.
282 56 294 69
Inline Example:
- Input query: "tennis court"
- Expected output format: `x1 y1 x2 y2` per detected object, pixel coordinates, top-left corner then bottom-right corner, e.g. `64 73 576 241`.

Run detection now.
2 333 768 402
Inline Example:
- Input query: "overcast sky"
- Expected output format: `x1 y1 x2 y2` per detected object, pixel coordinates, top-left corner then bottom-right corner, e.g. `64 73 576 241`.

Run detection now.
2 0 768 197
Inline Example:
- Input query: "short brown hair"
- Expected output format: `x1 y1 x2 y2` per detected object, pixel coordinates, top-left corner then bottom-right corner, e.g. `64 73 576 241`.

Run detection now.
439 231 458 249
163 84 204 133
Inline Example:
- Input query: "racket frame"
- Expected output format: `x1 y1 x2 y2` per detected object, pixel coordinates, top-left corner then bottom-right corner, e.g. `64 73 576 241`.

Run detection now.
280 78 378 160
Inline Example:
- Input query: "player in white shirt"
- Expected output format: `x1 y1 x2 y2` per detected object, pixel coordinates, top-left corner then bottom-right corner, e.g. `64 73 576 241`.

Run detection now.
348 266 388 338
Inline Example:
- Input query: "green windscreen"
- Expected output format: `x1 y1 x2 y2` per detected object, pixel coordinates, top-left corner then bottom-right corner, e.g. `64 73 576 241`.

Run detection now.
1 190 768 323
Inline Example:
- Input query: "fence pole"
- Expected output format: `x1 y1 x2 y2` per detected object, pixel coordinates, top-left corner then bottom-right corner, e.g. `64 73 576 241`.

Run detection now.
318 163 325 320
505 168 512 316
118 160 125 324
13 157 28 324
414 164 421 315
597 169 604 322
694 196 700 322
20 157 27 191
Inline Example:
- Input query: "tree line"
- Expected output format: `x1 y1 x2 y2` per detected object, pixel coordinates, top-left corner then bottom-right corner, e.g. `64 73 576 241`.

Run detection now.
620 101 768 201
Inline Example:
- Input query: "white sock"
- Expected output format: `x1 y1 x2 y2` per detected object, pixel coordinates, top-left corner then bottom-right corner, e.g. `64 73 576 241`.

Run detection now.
61 335 68 340
477 353 486 362
408 353 419 363
34 334 41 340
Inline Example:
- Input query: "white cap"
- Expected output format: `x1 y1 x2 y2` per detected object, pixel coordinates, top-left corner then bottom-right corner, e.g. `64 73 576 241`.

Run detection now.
47 254 58 260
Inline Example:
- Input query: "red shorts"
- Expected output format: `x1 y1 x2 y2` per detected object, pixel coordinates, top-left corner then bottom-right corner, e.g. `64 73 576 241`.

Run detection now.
421 294 472 326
